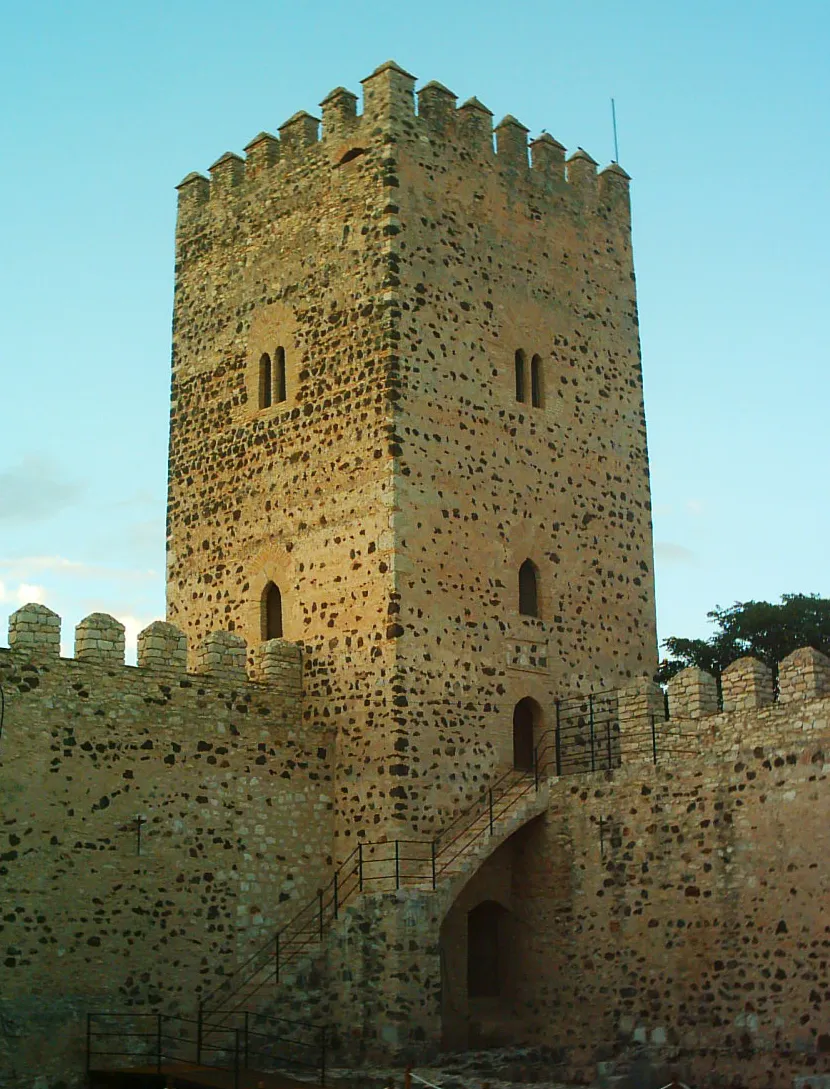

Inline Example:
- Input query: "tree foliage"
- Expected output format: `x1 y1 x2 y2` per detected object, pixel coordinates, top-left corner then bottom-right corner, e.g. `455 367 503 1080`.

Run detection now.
655 594 830 685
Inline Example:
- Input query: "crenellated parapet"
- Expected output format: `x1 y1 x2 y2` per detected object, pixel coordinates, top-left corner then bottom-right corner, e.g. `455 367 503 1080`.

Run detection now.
779 646 830 702
668 647 830 731
137 620 188 674
174 58 629 234
3 603 303 694
8 602 61 659
74 612 126 665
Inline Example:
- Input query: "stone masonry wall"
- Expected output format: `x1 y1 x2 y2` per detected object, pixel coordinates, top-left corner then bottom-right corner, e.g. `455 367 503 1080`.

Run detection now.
166 60 657 859
506 683 830 1087
0 607 334 1089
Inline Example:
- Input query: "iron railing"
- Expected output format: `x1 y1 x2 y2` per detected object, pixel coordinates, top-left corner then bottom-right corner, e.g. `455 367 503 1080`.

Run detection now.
199 699 700 1025
92 695 700 1062
86 1010 326 1087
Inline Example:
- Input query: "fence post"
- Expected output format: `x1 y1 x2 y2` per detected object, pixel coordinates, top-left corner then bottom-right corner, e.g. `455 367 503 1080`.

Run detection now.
86 1014 92 1074
233 1028 240 1089
394 840 400 890
243 1011 249 1069
318 889 324 939
275 931 280 984
589 693 596 772
651 713 658 765
358 842 364 892
488 788 494 834
431 840 437 889
333 869 339 920
196 1005 203 1064
156 1013 163 1075
320 1025 327 1087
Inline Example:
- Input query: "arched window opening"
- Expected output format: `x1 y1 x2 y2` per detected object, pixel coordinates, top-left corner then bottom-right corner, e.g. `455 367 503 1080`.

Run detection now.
530 354 542 408
514 349 526 403
512 697 538 771
519 559 539 618
275 346 287 403
259 353 273 409
338 147 367 166
262 582 283 641
467 900 506 998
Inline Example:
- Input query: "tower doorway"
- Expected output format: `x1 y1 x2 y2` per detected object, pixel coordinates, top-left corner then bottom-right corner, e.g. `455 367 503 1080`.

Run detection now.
512 697 539 771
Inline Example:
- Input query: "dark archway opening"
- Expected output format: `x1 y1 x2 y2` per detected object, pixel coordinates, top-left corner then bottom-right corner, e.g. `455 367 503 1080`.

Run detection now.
513 697 538 771
274 346 287 403
518 558 539 617
467 900 506 998
530 353 542 408
338 147 367 166
514 349 526 403
262 582 283 640
259 353 272 409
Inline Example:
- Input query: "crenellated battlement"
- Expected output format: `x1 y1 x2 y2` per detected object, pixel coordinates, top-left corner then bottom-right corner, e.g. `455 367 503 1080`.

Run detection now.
4 602 302 692
667 648 830 756
175 59 628 226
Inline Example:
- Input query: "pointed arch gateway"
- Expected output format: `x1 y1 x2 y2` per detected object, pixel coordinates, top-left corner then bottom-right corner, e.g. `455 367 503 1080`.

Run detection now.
262 582 283 640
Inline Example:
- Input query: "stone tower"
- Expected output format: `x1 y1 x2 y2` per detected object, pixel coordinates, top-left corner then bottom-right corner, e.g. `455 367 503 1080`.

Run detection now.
167 61 657 850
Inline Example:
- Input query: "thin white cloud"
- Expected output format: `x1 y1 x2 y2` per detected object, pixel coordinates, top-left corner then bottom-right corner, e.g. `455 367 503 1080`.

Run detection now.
685 499 705 516
655 541 697 566
0 555 157 581
0 455 84 524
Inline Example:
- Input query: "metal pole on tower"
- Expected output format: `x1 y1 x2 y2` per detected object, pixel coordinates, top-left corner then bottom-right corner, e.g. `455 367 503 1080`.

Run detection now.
611 98 620 163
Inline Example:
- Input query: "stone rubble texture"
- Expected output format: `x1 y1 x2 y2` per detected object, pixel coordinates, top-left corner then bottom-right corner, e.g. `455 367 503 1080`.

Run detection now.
1 62 828 1089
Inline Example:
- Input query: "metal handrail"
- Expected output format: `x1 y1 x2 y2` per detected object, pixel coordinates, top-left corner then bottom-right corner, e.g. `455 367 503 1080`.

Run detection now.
87 1010 326 1087
198 700 703 1028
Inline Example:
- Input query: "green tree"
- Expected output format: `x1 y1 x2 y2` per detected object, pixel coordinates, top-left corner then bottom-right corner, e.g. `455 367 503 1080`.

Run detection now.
655 593 830 685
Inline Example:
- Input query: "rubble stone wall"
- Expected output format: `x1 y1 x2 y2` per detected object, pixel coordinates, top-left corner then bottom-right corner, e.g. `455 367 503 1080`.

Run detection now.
0 613 333 1088
507 688 830 1087
167 60 657 854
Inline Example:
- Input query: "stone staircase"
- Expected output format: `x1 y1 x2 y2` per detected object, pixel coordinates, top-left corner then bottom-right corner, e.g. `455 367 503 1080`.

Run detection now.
198 766 550 1029
420 775 549 891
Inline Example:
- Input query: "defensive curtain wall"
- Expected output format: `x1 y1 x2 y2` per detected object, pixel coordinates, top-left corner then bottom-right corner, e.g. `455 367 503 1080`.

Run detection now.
0 605 333 1085
2 602 829 1089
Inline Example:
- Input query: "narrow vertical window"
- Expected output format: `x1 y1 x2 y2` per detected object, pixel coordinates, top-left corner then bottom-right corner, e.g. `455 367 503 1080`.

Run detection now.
262 582 283 640
530 354 542 408
519 559 539 618
514 349 526 403
259 354 273 409
275 346 287 403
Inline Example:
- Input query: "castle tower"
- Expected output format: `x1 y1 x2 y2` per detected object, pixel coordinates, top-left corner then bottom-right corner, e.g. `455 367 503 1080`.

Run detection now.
167 61 657 848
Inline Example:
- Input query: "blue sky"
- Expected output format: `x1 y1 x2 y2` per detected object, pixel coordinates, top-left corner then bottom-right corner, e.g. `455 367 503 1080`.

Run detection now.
1 0 827 661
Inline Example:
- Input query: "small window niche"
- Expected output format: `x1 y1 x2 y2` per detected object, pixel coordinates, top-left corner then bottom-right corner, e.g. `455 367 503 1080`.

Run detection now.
515 349 526 403
262 582 283 640
518 559 540 618
530 354 543 408
259 353 273 409
274 346 287 403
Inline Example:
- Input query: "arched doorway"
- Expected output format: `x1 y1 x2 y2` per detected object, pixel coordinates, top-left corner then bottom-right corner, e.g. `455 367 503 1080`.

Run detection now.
512 697 539 771
467 899 507 998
